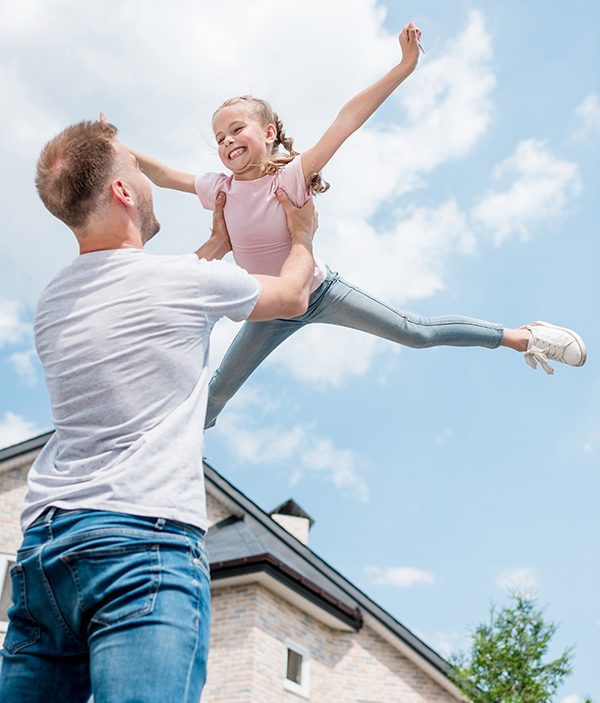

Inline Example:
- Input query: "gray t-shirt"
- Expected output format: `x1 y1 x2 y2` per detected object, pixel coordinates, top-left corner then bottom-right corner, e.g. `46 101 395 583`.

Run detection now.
22 249 261 532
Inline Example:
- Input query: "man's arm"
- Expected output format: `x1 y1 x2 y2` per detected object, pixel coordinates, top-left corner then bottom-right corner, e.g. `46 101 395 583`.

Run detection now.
195 192 232 260
248 190 317 320
208 190 317 321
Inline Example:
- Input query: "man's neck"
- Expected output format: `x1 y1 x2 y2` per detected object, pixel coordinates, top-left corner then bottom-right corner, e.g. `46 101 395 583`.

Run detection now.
77 226 144 255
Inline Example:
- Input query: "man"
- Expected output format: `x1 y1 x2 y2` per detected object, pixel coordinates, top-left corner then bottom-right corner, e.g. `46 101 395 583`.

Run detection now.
0 119 317 702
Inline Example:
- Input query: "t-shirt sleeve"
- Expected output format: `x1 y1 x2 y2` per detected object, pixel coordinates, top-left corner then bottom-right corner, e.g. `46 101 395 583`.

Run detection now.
192 257 261 323
276 156 310 208
194 172 228 211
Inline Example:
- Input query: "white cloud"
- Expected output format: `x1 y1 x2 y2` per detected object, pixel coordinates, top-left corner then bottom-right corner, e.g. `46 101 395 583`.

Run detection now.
471 139 582 245
419 630 461 659
0 299 31 348
0 62 61 159
573 92 600 141
9 347 39 386
495 566 539 591
434 429 454 446
0 411 43 449
319 198 477 304
266 326 387 386
583 431 600 454
207 316 244 375
213 389 369 501
0 0 51 36
290 436 369 501
366 565 435 588
561 695 582 703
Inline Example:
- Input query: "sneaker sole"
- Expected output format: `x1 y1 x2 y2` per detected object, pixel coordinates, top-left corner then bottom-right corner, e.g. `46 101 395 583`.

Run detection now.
535 321 587 367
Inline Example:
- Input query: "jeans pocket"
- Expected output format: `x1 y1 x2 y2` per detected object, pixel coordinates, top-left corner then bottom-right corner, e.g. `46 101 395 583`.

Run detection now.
194 543 211 581
61 543 161 627
3 563 42 654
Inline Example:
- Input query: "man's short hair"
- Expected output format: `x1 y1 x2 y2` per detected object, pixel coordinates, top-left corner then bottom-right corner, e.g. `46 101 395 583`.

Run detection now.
36 120 118 229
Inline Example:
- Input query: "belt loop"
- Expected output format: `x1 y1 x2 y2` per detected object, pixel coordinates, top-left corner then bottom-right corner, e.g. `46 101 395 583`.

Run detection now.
44 506 58 527
154 518 166 530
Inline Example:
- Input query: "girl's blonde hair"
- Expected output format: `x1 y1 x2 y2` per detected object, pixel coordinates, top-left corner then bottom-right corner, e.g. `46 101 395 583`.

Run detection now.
213 96 330 195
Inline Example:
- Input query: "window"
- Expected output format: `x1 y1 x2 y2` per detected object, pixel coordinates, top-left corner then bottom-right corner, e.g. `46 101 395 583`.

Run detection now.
0 554 16 633
287 648 303 685
284 640 310 698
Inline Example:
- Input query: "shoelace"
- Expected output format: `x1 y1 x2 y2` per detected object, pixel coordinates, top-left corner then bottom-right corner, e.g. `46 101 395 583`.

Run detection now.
524 346 555 375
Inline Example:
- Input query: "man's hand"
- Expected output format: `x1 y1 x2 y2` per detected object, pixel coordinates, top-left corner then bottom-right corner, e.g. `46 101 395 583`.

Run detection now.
211 192 233 252
195 192 232 260
247 191 318 321
276 189 318 248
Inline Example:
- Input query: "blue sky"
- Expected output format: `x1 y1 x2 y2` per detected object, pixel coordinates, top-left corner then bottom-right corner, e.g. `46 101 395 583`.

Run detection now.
0 0 598 697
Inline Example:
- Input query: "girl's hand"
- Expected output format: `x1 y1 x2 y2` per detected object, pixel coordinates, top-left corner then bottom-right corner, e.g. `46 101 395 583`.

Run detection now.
98 111 108 123
398 22 422 67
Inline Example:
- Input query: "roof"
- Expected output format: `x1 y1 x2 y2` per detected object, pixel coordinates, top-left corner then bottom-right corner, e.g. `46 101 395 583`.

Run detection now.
207 516 362 630
0 431 461 697
203 460 460 696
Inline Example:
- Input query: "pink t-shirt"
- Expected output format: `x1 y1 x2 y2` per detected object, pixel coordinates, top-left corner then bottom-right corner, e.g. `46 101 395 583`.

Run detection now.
195 155 326 293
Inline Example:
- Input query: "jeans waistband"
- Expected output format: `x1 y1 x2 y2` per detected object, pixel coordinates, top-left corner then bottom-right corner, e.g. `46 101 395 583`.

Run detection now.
309 265 337 305
30 506 74 528
29 506 205 538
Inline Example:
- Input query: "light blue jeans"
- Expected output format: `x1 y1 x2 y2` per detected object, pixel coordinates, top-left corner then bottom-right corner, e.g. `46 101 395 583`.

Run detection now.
205 267 504 428
0 507 211 703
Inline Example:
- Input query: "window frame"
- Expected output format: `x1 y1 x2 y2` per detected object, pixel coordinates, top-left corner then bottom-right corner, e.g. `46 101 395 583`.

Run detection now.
0 553 16 634
283 639 310 699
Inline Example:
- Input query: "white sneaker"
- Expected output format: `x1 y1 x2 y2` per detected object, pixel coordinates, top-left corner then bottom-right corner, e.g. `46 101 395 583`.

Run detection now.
524 322 587 375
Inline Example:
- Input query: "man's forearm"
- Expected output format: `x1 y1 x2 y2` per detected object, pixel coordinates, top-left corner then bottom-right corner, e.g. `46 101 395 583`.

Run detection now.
195 234 231 261
248 241 314 321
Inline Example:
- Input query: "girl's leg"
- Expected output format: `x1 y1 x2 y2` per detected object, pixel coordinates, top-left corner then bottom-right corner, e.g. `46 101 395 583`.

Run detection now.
309 273 504 349
306 274 585 373
205 317 304 428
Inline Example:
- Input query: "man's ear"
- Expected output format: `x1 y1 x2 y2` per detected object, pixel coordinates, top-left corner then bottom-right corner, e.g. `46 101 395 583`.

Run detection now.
111 179 135 207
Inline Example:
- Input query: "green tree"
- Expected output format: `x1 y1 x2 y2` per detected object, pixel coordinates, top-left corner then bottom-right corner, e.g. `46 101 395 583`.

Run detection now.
450 592 592 703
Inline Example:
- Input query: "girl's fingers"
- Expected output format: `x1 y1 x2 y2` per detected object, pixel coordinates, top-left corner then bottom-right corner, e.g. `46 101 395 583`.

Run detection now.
399 21 423 52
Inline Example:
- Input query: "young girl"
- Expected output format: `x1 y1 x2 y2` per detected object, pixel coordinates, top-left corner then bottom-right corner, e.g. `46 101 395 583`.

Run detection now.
118 22 586 428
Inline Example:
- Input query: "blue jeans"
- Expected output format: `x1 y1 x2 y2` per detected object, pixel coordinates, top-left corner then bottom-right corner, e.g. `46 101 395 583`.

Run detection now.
205 267 504 428
0 508 211 703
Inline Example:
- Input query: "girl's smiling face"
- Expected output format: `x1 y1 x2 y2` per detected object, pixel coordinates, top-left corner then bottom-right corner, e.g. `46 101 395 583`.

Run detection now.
213 105 276 180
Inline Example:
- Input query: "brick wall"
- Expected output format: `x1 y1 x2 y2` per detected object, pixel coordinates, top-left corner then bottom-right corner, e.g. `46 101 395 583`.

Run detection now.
204 581 456 703
206 490 234 528
0 461 31 555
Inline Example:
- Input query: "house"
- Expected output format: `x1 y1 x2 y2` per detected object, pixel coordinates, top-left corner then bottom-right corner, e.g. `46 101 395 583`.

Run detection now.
0 432 464 703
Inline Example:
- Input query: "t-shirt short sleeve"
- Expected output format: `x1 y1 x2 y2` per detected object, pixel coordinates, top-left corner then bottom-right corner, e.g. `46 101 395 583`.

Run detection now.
276 155 310 208
193 256 261 324
195 172 229 211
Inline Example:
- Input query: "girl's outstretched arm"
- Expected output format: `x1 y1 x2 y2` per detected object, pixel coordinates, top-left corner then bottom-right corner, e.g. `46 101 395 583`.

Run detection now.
301 22 421 186
127 145 196 193
99 112 196 193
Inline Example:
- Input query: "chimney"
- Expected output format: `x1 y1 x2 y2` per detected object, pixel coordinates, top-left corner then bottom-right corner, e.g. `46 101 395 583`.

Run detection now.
269 499 315 545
